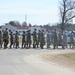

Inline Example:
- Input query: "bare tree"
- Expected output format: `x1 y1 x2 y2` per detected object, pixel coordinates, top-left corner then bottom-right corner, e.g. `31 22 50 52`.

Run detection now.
59 0 75 32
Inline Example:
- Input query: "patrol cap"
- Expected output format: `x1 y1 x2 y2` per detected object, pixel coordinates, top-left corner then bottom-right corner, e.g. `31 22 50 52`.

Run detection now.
39 30 41 32
23 31 25 33
6 28 8 30
34 29 36 31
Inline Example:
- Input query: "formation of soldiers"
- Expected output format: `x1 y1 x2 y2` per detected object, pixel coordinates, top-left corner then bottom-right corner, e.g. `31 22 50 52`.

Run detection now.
0 27 75 49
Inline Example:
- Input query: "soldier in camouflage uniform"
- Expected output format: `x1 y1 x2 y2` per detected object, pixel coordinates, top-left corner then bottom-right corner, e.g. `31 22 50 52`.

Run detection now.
0 26 3 48
40 30 45 49
13 34 15 48
33 29 37 48
58 30 62 46
22 31 26 48
53 29 58 49
62 31 67 49
50 31 54 45
26 30 31 49
46 30 51 48
69 31 74 49
10 31 13 48
37 30 41 48
3 28 9 49
15 31 19 49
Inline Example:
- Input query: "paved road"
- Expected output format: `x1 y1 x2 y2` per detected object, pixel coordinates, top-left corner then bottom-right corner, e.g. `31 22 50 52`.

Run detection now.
0 48 75 75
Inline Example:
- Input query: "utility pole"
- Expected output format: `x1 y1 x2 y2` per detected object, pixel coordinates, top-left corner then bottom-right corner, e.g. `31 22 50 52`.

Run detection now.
24 15 27 26
25 15 27 23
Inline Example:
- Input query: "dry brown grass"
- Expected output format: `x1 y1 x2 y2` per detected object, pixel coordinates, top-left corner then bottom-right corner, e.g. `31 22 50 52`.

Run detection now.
41 52 75 71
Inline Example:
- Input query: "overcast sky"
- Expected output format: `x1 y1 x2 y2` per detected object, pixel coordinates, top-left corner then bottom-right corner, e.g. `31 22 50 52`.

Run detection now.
0 0 74 25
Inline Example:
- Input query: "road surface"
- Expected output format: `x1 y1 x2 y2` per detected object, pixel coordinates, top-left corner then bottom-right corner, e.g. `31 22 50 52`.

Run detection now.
0 48 75 75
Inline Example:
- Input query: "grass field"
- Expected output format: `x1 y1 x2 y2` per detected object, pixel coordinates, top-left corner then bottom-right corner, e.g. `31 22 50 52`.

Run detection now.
41 52 75 71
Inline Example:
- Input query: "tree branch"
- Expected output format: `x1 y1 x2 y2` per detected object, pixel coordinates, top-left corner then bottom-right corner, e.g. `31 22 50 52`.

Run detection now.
65 7 75 13
65 15 75 24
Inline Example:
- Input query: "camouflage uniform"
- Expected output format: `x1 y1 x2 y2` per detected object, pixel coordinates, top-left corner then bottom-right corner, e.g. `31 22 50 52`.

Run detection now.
3 28 9 49
13 34 15 48
40 30 45 49
26 30 31 49
58 31 62 46
53 29 58 49
10 32 13 48
37 30 41 48
50 31 54 45
15 31 19 49
62 31 67 49
46 31 51 48
70 31 74 48
33 29 37 48
22 31 26 48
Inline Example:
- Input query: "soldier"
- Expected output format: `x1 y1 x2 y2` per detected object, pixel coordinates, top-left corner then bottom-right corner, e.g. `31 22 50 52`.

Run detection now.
21 31 26 48
53 29 58 49
26 30 31 49
3 28 9 49
0 26 3 48
13 34 15 48
62 31 67 49
10 31 13 48
15 31 19 49
69 31 74 49
46 30 51 48
40 30 45 49
37 30 41 48
58 29 62 46
33 29 37 48
50 31 54 45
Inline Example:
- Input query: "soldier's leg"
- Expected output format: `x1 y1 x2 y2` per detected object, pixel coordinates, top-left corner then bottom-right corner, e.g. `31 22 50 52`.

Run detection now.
35 40 37 48
70 42 71 48
73 41 75 48
18 41 19 48
72 42 74 48
24 41 26 48
15 41 18 49
13 41 15 48
40 43 43 49
6 40 9 48
33 40 35 48
15 42 17 49
1 40 3 48
29 41 31 48
22 40 24 48
0 40 1 48
40 41 42 49
47 42 49 48
26 40 28 49
27 41 29 48
11 41 13 48
10 41 12 48
4 40 7 49
37 40 39 48
4 40 6 49
56 40 58 49
36 40 38 48
62 41 65 49
53 42 55 49
38 40 40 48
41 41 43 49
